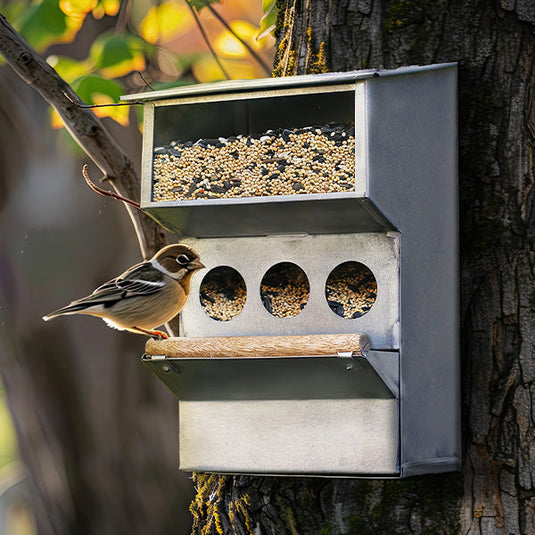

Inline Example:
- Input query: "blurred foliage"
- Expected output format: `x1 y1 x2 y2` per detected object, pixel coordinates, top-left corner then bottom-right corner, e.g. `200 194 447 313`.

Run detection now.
0 383 17 468
1 0 275 129
258 0 276 41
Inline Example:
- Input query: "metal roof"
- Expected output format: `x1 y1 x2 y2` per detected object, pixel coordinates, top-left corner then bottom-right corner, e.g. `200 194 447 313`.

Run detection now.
120 63 457 102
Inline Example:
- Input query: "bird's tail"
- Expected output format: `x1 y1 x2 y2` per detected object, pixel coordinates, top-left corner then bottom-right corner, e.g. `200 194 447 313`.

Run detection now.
42 302 90 321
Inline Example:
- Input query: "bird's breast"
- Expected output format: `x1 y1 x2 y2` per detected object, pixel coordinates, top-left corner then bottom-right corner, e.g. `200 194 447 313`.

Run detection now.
106 279 187 330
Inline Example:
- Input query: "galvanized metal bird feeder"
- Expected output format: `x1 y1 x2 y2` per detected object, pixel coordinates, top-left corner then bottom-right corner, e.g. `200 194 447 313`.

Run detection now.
122 63 460 478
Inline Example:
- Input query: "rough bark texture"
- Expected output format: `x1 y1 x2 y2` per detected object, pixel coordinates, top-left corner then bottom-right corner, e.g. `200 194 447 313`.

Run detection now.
190 1 535 534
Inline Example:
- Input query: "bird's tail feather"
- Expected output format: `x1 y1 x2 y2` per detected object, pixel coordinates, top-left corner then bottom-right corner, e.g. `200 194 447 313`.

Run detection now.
42 302 92 321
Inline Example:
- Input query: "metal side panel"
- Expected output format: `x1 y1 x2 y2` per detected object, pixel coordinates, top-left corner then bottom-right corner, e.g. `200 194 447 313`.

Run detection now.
401 457 462 477
366 64 461 468
179 399 399 475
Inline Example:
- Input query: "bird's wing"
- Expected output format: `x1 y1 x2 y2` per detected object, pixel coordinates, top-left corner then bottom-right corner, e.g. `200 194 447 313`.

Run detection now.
43 261 167 320
87 262 166 303
60 263 164 310
89 278 164 301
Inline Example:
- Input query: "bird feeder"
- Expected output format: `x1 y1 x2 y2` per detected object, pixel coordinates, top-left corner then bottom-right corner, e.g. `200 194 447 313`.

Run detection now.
122 63 460 477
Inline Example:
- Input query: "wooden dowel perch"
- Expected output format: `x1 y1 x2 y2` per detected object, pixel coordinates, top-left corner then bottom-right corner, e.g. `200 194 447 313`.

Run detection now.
145 333 370 359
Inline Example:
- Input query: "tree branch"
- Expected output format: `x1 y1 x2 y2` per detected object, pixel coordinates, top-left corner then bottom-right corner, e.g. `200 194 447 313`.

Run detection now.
186 1 231 80
0 13 166 258
82 164 141 210
204 2 272 76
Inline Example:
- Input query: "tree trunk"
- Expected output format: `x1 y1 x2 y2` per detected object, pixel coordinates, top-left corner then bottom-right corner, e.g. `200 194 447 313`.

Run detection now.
190 1 535 534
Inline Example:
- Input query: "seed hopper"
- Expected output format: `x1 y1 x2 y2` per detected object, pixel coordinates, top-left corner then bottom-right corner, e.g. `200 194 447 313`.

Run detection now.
122 63 460 477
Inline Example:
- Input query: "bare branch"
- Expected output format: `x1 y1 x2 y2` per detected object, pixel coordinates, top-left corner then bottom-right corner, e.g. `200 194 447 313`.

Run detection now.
63 91 142 109
82 164 141 209
185 1 231 80
203 2 272 76
135 71 155 91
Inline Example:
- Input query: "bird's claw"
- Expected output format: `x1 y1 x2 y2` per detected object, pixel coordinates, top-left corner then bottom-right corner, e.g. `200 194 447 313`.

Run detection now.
151 330 169 340
132 326 169 339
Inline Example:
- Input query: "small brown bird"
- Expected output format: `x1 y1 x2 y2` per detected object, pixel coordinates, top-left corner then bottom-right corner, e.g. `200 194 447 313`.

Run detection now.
43 244 204 338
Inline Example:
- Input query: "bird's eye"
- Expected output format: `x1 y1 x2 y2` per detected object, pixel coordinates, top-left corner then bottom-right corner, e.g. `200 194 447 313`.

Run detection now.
176 254 190 265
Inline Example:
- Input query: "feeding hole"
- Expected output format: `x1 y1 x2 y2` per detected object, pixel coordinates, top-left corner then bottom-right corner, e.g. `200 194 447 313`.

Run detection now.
199 266 247 321
325 262 377 318
260 262 310 318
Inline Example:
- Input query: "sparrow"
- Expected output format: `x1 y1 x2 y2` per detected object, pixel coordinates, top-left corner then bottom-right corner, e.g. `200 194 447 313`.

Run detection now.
43 244 204 338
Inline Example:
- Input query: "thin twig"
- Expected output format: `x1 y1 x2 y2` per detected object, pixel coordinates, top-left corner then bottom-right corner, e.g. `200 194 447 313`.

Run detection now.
185 1 231 80
82 164 141 210
135 70 155 91
62 91 141 108
204 2 272 76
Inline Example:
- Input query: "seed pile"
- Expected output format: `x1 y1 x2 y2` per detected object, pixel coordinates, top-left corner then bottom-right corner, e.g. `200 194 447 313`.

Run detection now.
260 263 310 318
200 267 247 322
198 261 376 322
325 262 377 319
152 123 355 201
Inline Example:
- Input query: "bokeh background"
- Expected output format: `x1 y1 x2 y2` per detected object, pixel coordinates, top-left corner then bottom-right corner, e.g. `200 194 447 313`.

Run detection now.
0 1 274 532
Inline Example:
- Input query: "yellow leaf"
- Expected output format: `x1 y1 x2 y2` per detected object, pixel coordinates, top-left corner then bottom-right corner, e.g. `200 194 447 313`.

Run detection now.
92 4 105 18
192 55 256 83
59 0 97 16
98 0 119 16
50 108 65 129
47 55 88 83
140 2 193 45
214 32 245 58
214 20 263 58
92 94 130 126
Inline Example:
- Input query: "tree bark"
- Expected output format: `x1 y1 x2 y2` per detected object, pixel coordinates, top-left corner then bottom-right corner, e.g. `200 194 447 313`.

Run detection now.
190 1 535 534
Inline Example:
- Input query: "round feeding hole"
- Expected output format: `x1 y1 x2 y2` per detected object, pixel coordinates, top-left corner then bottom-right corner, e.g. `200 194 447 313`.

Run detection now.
260 262 310 318
199 266 246 321
325 261 377 318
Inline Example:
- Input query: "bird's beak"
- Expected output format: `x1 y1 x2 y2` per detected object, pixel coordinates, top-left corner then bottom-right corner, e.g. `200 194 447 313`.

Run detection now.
188 259 205 270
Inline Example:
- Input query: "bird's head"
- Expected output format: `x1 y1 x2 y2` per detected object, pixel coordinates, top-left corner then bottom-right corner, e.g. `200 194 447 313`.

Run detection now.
152 244 205 280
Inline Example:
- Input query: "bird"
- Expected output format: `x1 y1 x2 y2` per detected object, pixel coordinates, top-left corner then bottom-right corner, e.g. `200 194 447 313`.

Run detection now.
43 244 204 338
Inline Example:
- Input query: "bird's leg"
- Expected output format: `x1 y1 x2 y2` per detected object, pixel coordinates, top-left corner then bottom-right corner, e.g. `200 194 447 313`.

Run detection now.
132 326 169 339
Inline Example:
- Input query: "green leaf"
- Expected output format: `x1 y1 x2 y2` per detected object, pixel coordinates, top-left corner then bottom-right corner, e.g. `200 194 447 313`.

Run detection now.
71 75 130 125
257 0 277 41
17 0 83 50
46 55 88 83
72 75 123 103
91 33 130 69
18 0 67 49
2 0 28 26
89 32 147 77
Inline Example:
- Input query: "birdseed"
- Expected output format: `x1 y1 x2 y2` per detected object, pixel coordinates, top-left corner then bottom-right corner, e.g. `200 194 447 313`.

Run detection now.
198 261 376 322
260 263 310 318
325 262 377 319
200 267 246 322
152 124 355 201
